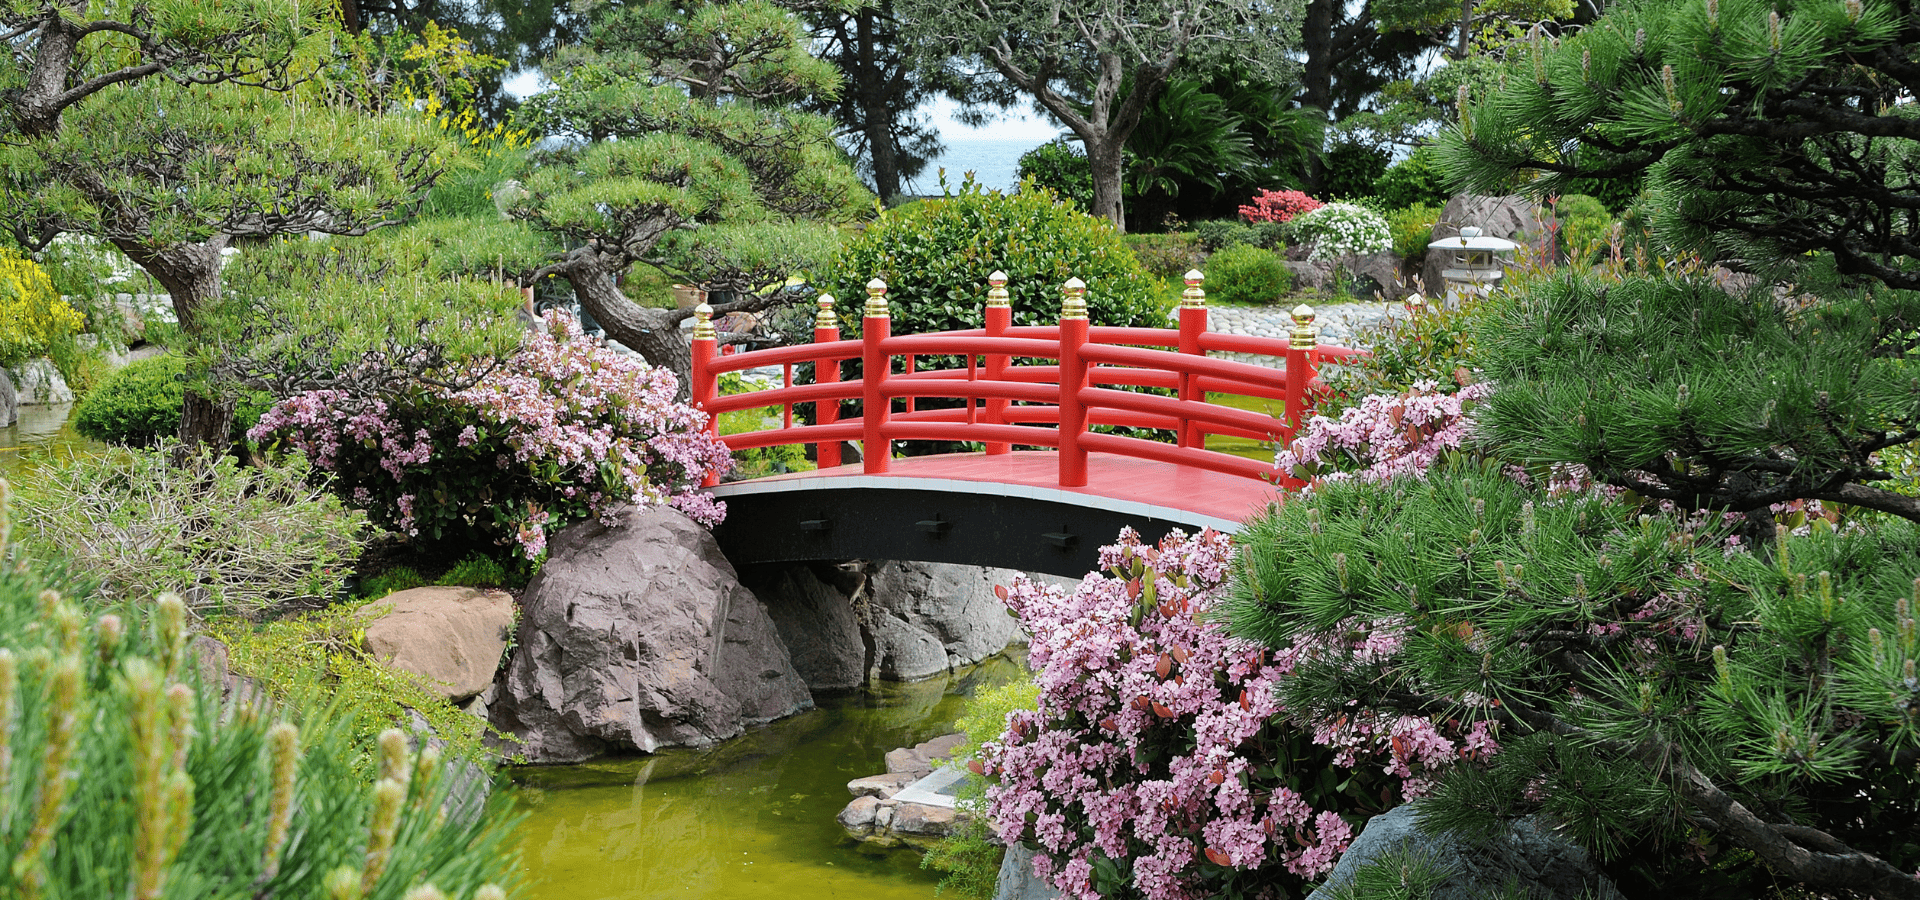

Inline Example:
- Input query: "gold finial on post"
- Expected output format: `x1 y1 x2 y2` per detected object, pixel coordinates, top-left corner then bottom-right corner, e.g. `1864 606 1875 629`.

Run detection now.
986 271 1010 308
1181 270 1206 308
1061 277 1088 320
1290 303 1318 346
693 302 717 341
815 294 837 329
865 278 889 318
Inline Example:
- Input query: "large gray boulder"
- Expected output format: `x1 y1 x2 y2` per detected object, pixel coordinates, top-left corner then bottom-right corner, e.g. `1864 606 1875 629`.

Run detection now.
1422 194 1547 300
363 586 516 702
490 504 814 762
1308 805 1625 900
0 368 15 428
867 560 1026 681
742 562 868 693
994 844 1062 900
5 358 72 405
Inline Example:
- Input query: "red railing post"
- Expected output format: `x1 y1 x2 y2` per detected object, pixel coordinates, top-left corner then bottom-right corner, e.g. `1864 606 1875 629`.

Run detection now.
984 270 1012 455
1176 269 1207 449
862 278 892 474
1058 277 1090 487
813 294 842 469
691 302 722 487
1283 303 1318 442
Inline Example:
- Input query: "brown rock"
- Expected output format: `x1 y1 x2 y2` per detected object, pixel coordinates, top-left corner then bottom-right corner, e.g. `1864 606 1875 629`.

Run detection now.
363 586 515 702
892 803 958 836
489 505 814 762
848 772 917 799
838 795 885 830
885 747 931 778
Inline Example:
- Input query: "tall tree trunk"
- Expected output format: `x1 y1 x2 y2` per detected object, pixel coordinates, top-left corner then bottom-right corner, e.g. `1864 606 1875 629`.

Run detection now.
1086 138 1127 231
113 238 239 453
854 8 904 201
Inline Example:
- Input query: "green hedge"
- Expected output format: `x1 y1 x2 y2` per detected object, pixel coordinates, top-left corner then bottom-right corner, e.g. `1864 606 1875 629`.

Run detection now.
72 354 265 447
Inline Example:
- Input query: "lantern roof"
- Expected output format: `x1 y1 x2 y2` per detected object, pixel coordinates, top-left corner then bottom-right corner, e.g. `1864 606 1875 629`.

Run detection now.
1429 225 1520 253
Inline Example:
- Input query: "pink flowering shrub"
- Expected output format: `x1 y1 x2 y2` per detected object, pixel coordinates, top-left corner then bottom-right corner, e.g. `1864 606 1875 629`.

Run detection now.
1238 189 1323 225
1277 380 1493 484
984 529 1482 900
251 312 732 558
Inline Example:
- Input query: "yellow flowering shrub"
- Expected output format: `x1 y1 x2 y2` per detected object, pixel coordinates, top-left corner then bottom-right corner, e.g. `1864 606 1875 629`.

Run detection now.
0 249 85 368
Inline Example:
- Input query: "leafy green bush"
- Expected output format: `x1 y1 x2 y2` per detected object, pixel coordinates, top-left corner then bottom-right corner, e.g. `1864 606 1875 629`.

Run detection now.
0 567 520 900
1320 294 1496 417
1015 138 1093 211
1124 232 1204 281
1387 203 1441 262
1373 147 1454 211
0 247 84 369
1193 218 1286 252
72 354 268 447
1550 193 1613 266
10 444 366 618
72 354 184 447
818 176 1168 333
436 555 511 589
1293 203 1394 260
1319 140 1392 200
361 567 430 599
1202 243 1292 305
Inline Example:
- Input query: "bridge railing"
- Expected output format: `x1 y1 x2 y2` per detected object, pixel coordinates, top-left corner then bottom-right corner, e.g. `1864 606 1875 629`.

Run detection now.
688 270 1368 488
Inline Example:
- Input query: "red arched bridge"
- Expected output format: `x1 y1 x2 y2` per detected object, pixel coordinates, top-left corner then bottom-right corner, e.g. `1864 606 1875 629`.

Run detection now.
692 272 1365 576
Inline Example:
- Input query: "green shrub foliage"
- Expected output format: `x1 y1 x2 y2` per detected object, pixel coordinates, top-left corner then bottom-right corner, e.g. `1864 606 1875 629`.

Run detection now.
1549 193 1612 266
1015 138 1094 212
1124 232 1204 281
72 354 266 447
72 355 185 447
1193 218 1286 253
1386 204 1441 263
1201 243 1292 305
0 554 520 900
820 176 1167 332
1373 147 1453 211
10 444 364 618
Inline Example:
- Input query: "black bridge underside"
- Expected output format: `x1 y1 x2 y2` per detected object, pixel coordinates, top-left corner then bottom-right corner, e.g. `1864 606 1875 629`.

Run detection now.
707 481 1253 578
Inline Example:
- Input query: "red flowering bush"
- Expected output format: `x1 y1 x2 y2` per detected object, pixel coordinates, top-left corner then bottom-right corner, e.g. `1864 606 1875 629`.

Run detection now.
984 529 1492 900
1237 189 1323 225
251 312 732 558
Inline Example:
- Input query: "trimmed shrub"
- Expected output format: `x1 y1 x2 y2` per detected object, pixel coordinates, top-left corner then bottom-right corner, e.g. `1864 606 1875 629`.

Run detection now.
1016 138 1094 212
252 312 733 559
1373 147 1453 211
0 248 84 369
1192 219 1285 252
72 354 185 447
73 354 269 447
1124 232 1204 281
0 576 520 900
1202 243 1292 305
1319 140 1391 200
10 444 365 618
818 176 1168 333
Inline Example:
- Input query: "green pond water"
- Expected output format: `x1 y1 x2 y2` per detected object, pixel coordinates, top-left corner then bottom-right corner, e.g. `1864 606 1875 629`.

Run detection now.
0 402 99 478
506 653 1023 900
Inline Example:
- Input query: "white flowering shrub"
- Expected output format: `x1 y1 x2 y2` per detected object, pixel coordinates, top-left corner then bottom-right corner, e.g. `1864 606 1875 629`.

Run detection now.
1293 203 1393 261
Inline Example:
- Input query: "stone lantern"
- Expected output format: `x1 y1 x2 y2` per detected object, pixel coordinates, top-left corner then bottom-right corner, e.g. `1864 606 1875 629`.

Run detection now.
1429 225 1518 305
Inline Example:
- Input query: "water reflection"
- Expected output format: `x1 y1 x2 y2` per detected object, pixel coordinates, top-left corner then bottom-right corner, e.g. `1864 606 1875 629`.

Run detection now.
1 403 98 478
510 654 1021 900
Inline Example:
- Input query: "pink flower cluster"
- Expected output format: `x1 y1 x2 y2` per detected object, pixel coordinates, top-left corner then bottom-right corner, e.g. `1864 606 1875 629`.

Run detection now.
1238 189 1324 224
251 312 733 557
1277 381 1494 483
985 529 1469 900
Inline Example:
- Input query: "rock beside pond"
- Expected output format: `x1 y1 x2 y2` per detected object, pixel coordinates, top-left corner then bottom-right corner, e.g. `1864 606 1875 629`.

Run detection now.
868 561 1026 681
5 358 71 405
363 586 515 702
744 562 869 693
1307 804 1625 900
0 368 15 427
995 844 1062 900
840 732 969 848
490 504 814 763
